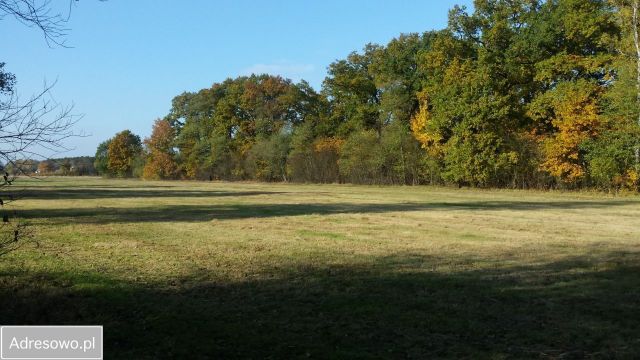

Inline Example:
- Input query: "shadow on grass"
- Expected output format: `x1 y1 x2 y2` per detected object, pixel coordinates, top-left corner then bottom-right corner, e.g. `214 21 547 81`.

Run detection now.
1 253 638 358
17 199 637 224
16 188 288 200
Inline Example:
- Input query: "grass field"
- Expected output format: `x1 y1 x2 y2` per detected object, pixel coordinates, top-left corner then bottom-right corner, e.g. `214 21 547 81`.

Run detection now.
1 177 639 358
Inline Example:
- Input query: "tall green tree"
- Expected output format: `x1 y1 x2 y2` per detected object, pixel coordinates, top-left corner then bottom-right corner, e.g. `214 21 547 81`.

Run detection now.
370 32 435 127
323 44 382 136
94 139 111 176
168 75 322 180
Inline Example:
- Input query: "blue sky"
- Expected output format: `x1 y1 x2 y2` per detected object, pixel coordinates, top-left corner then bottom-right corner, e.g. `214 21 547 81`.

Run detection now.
3 0 473 157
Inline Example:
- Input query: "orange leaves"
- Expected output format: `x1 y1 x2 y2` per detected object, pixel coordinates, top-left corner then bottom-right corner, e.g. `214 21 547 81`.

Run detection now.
142 119 178 180
313 137 344 154
536 81 602 183
612 169 640 188
144 119 175 153
143 151 178 180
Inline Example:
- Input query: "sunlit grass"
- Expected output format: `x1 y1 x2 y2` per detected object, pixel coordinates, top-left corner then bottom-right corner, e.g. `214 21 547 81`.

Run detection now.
1 177 639 358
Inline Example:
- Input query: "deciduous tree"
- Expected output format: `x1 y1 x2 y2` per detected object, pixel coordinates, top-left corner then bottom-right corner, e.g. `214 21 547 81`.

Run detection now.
107 130 142 178
142 119 179 180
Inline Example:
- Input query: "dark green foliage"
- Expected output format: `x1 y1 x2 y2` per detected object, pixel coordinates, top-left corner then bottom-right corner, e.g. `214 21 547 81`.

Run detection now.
370 33 435 127
379 121 433 185
245 133 291 182
94 140 111 176
339 129 382 184
583 128 640 189
165 74 320 180
323 44 382 136
0 63 15 96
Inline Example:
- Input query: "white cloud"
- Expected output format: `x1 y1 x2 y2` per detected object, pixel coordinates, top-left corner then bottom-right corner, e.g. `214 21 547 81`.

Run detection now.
241 61 316 81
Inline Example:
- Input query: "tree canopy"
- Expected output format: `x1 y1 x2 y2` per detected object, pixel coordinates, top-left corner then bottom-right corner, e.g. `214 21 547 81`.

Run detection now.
98 0 640 190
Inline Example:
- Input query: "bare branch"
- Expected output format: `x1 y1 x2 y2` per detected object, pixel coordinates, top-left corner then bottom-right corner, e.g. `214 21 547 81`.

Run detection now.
0 0 88 256
0 0 76 47
0 80 82 164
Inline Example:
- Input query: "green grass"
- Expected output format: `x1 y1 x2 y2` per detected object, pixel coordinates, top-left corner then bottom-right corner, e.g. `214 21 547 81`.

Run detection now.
1 177 639 358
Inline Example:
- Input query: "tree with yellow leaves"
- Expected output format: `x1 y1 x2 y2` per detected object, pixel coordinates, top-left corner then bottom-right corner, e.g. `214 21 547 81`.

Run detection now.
107 130 143 178
530 81 602 184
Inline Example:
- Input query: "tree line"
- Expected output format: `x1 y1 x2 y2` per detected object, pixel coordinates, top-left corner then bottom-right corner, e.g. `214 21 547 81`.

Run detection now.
96 0 640 190
4 157 97 176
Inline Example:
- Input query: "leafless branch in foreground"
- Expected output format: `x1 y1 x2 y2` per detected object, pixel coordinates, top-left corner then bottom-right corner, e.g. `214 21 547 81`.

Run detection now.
0 80 81 165
0 80 81 255
0 0 88 255
0 0 74 47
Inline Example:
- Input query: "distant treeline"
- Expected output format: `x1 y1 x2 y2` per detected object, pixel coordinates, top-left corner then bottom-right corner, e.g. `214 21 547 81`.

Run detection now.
96 1 640 190
5 157 97 176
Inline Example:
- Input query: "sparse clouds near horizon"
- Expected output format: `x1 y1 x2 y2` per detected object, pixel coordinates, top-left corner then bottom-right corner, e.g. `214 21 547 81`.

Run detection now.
241 61 317 83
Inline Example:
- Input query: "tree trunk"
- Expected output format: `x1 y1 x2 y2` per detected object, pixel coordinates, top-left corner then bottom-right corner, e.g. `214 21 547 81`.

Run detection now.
633 0 640 165
399 144 406 184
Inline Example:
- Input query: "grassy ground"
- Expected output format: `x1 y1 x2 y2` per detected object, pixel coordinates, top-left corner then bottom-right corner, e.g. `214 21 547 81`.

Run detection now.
1 177 639 359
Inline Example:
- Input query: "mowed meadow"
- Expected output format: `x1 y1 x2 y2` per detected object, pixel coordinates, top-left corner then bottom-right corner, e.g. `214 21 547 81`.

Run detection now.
1 177 639 358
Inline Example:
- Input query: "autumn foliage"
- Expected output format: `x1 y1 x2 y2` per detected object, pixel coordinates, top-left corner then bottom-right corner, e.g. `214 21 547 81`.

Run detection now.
535 82 602 183
106 130 143 178
142 119 178 180
96 0 640 190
